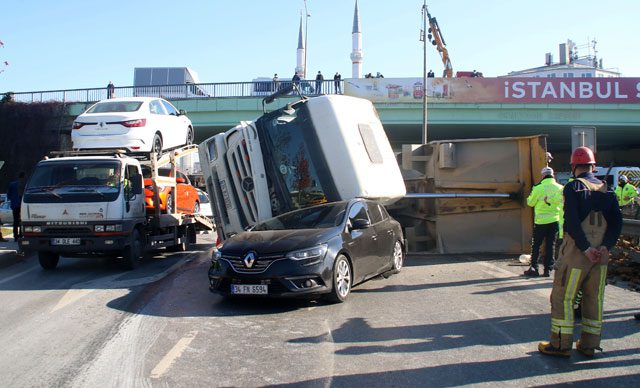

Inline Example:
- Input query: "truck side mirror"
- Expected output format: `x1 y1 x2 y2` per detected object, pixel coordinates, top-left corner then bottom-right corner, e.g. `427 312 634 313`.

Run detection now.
132 175 143 195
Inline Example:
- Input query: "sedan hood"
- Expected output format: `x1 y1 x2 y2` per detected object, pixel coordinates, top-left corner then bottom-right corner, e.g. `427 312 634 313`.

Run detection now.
222 227 339 255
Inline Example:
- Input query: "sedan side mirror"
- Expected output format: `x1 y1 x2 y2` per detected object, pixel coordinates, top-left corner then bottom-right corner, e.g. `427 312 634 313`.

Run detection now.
179 109 187 116
176 177 187 184
351 218 371 230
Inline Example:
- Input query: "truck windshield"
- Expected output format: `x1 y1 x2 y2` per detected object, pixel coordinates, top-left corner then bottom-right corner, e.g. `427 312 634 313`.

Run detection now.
23 160 121 203
255 104 337 216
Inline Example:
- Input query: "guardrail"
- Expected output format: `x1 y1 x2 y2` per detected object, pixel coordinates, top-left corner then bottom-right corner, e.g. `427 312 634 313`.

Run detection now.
3 80 344 104
622 218 640 237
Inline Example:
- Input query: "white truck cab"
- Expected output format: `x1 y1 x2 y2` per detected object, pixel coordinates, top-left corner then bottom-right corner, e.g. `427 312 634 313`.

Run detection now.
199 94 406 240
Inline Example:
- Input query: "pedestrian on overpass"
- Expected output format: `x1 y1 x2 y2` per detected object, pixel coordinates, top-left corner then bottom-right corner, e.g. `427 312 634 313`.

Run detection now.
524 166 564 277
538 147 622 358
615 175 638 216
315 71 324 94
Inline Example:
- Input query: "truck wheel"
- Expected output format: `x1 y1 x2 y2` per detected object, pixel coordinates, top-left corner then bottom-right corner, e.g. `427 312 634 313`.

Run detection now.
167 225 193 252
325 254 351 303
38 252 60 270
123 229 143 270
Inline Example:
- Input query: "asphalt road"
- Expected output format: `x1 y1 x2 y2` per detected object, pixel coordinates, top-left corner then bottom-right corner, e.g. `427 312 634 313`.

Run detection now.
1 234 640 387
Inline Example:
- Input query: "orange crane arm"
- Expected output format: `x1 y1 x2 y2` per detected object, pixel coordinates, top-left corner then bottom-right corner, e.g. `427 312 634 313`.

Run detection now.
425 6 453 78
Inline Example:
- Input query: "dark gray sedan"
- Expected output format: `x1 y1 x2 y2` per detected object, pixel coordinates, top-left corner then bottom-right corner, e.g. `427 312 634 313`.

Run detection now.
208 198 405 302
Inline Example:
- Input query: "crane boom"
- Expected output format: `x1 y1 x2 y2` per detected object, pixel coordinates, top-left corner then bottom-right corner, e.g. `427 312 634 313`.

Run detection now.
425 5 453 78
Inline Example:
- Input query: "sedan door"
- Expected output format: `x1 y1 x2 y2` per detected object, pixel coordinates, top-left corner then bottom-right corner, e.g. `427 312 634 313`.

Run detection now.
367 201 394 273
344 201 378 282
161 99 186 148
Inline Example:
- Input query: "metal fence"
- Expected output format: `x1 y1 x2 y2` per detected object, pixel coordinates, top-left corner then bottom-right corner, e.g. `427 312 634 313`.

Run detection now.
4 80 345 104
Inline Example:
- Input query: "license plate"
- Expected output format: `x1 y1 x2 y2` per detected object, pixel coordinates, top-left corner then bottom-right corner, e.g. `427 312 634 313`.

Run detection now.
231 284 268 295
51 238 81 246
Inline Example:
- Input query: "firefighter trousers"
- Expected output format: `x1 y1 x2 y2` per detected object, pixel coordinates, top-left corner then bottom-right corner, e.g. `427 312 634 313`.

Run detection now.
550 234 608 350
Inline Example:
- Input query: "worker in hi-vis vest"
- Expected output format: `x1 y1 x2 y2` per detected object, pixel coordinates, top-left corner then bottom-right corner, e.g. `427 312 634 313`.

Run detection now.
524 166 564 277
615 175 638 207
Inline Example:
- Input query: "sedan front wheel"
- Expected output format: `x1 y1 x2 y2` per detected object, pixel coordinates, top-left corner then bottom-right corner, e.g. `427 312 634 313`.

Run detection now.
327 254 351 303
392 240 404 273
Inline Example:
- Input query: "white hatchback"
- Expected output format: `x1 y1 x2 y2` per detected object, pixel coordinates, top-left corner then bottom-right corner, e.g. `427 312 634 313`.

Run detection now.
71 97 194 154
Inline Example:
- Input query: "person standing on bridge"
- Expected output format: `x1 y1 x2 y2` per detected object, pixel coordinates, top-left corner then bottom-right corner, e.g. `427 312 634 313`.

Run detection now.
524 166 564 277
107 81 115 99
315 71 324 94
538 146 622 358
334 72 342 94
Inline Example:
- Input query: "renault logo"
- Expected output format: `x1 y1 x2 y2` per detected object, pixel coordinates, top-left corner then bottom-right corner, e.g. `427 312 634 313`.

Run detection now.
243 251 257 268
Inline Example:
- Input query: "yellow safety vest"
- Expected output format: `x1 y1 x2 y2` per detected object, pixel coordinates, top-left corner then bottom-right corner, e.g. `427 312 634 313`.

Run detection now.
615 183 638 206
527 177 564 225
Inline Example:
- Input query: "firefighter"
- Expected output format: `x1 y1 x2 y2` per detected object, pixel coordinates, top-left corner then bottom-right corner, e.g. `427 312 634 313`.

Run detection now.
538 146 622 358
524 166 564 277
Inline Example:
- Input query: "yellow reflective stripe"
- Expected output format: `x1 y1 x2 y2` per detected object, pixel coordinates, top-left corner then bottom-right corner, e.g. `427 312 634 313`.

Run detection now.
581 318 602 328
597 265 607 321
563 268 582 320
552 318 573 327
582 325 601 335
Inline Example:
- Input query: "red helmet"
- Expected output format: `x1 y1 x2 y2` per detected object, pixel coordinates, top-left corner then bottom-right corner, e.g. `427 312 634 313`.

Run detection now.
570 146 596 166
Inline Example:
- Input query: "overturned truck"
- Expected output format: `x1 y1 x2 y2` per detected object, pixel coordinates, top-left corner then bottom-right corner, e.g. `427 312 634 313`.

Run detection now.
391 135 547 254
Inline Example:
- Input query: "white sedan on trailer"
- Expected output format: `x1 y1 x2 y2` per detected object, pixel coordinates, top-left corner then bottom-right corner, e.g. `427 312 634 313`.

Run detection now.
71 97 193 154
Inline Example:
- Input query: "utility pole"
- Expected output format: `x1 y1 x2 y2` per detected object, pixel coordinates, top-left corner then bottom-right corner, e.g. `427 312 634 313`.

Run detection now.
421 1 428 144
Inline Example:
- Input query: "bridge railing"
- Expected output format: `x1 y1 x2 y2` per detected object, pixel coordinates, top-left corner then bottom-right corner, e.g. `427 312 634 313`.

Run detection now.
3 80 344 104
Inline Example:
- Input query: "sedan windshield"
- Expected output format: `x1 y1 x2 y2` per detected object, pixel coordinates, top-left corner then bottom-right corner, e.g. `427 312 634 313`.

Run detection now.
86 101 143 113
252 202 347 231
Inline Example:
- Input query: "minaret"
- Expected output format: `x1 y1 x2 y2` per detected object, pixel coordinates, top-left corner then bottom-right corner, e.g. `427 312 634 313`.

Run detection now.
295 15 306 78
350 0 363 78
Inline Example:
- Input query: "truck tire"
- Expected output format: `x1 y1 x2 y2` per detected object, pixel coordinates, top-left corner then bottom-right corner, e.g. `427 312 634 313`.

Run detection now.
39 252 60 270
122 229 143 270
167 225 192 252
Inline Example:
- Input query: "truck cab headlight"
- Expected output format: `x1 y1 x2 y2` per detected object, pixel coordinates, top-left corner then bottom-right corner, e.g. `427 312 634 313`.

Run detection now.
94 225 105 232
24 226 42 233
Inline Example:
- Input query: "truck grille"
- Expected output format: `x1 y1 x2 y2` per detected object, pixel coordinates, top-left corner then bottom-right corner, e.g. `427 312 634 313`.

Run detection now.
225 130 259 228
42 226 93 235
222 254 283 274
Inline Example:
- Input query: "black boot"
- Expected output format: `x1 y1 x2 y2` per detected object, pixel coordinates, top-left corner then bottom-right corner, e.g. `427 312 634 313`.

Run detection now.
524 267 539 277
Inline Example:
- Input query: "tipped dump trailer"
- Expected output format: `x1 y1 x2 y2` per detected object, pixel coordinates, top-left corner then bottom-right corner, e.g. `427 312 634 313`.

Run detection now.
198 94 406 240
391 135 547 254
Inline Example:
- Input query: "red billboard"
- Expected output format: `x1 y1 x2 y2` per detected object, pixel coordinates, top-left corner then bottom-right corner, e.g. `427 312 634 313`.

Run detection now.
344 77 640 104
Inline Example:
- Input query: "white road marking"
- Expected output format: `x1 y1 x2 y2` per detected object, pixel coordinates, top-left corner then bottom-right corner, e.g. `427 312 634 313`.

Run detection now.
0 266 39 285
150 331 198 379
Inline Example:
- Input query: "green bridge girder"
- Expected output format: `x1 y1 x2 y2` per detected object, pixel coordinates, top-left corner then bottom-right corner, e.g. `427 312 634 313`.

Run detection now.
67 97 640 164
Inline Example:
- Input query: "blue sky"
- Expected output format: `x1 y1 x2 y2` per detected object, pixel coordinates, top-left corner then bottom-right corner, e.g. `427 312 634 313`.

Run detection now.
2 0 639 93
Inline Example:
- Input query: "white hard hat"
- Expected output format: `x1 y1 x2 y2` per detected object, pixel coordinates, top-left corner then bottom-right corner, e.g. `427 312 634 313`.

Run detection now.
620 175 629 183
541 167 554 176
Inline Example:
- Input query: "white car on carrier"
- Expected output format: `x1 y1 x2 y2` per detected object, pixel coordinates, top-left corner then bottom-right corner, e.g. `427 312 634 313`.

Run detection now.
71 97 194 154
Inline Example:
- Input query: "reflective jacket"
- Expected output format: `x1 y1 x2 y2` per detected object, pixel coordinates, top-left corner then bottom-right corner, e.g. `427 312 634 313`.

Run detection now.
614 183 638 206
527 177 564 226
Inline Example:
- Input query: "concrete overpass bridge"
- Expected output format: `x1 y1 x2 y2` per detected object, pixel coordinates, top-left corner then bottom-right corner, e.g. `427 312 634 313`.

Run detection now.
11 77 640 166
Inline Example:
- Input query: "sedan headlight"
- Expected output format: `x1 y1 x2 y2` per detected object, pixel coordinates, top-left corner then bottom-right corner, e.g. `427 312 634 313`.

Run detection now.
286 244 328 261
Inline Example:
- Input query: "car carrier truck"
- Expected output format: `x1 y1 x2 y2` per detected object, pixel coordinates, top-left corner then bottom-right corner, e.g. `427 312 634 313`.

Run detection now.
198 92 406 240
19 145 213 270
